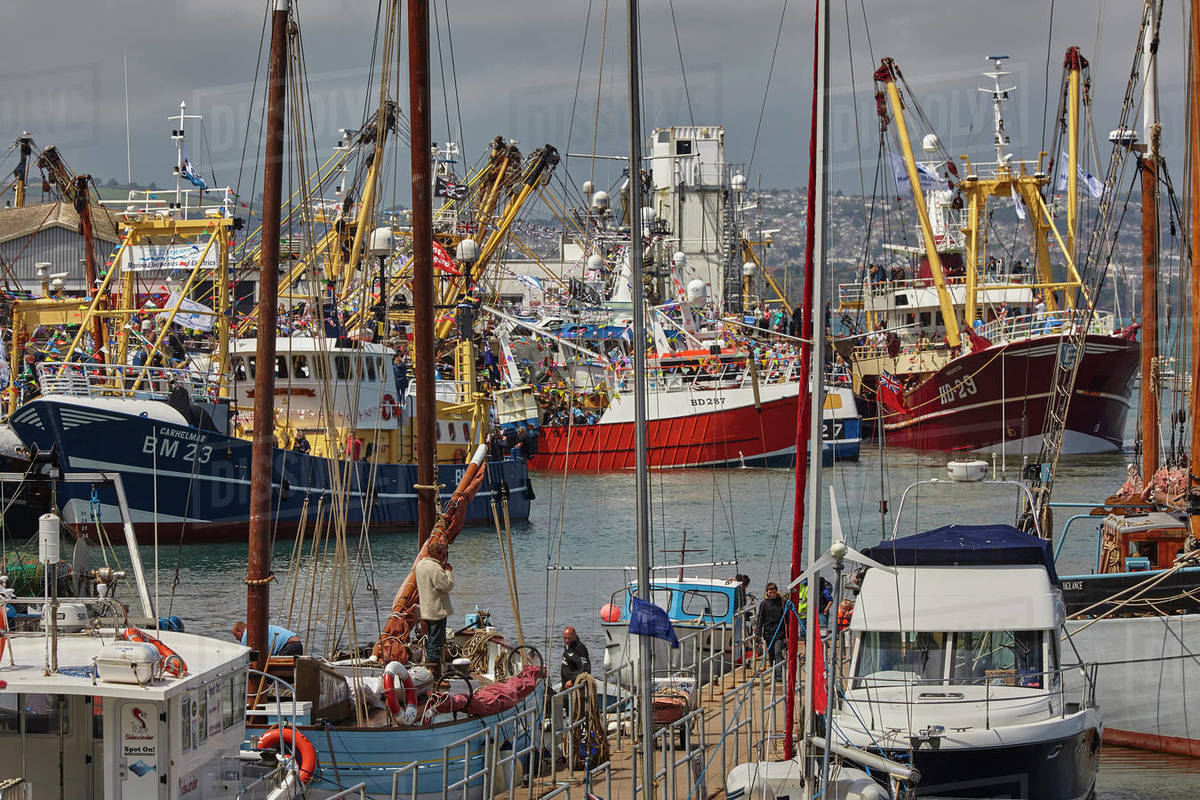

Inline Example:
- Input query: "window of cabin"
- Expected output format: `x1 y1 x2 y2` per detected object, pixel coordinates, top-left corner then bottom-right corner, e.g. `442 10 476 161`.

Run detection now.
233 357 247 381
292 356 310 379
246 357 257 379
680 589 730 619
365 358 377 382
314 356 328 381
275 357 288 379
334 356 350 380
919 312 932 327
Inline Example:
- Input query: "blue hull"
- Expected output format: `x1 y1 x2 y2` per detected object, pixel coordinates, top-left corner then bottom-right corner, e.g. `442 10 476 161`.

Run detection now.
9 398 531 542
250 684 545 797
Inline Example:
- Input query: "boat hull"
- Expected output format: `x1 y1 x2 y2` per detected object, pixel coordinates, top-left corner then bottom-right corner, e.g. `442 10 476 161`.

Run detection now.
866 334 1137 453
8 397 531 542
531 383 860 471
873 726 1101 800
250 682 545 798
1063 609 1200 758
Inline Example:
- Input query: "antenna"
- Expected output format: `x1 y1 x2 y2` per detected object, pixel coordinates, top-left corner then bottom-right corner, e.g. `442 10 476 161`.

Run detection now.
979 56 1017 165
167 100 203 212
124 52 132 185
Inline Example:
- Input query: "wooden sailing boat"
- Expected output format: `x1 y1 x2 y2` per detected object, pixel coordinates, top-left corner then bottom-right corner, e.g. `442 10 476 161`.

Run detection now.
1053 0 1200 759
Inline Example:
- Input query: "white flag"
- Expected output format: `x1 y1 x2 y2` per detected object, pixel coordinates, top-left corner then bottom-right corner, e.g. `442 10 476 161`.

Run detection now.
1056 152 1105 199
156 290 216 332
497 332 523 388
1010 185 1026 220
889 152 947 192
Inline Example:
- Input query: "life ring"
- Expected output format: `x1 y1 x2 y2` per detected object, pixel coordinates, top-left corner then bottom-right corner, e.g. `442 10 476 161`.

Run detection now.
382 661 418 724
381 393 400 421
122 626 187 677
256 726 317 784
701 356 721 375
453 447 467 463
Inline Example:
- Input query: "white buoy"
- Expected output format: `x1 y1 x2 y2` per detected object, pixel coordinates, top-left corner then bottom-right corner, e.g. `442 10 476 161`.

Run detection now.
39 513 61 564
946 459 989 482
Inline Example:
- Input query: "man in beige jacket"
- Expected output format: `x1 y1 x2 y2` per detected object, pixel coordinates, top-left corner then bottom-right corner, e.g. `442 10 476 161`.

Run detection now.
416 538 454 670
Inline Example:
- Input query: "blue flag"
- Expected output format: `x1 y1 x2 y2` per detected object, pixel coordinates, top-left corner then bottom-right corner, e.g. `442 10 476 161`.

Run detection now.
629 597 679 648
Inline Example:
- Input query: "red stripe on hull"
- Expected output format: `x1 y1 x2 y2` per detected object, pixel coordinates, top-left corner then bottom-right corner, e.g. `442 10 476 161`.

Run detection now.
876 335 1138 452
1103 727 1200 758
530 395 797 471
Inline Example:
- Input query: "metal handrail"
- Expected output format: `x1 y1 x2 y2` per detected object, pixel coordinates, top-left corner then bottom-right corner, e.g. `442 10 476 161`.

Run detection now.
36 361 217 402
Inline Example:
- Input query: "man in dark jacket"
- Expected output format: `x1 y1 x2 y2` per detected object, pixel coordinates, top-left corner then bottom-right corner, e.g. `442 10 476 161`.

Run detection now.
756 582 786 665
560 626 591 687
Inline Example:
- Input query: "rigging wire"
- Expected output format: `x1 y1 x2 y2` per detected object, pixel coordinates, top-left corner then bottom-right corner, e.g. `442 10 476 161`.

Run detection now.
746 0 789 179
666 0 695 125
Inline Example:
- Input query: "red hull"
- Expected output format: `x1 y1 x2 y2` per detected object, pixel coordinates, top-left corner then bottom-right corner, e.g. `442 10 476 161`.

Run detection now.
529 394 798 471
874 335 1138 452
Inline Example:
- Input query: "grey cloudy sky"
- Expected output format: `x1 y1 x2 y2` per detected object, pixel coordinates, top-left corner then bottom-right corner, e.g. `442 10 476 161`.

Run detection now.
0 1 1183 199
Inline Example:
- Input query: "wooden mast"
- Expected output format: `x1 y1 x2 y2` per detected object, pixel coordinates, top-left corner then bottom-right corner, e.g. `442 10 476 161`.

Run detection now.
1139 9 1162 480
408 0 437 548
246 0 289 666
1189 0 1200 546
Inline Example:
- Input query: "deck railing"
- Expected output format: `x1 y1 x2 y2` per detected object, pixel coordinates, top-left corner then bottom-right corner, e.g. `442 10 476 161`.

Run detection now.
36 361 217 402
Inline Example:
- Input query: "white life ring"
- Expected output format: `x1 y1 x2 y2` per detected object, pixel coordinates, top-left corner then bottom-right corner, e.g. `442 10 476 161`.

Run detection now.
382 661 418 724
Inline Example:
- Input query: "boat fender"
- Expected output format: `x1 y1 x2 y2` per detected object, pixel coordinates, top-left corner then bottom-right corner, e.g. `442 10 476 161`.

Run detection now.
382 661 418 724
122 626 187 677
256 726 317 784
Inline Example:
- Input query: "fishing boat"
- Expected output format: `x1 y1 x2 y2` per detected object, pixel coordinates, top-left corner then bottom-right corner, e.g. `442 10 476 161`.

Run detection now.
841 55 1138 454
0 118 532 541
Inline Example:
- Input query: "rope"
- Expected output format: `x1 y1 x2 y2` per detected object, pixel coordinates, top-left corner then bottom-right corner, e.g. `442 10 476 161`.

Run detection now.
568 673 610 770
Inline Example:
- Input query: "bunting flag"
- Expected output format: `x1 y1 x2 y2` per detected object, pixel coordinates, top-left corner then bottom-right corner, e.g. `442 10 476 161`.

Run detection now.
1010 185 1026 221
877 370 909 415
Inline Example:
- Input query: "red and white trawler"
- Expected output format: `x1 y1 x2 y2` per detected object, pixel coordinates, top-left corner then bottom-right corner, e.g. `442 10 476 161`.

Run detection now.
841 56 1138 454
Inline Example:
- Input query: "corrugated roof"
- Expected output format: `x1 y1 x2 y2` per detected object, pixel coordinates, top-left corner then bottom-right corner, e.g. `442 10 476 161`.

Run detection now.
0 202 122 246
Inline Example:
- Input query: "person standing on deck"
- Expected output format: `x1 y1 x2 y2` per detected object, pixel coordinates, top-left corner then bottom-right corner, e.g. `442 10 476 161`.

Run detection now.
756 583 785 665
416 539 454 675
560 626 591 687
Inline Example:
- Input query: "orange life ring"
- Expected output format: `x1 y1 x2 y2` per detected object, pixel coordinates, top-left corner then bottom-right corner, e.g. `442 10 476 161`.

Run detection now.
381 393 399 420
382 661 419 724
122 626 187 677
256 726 318 784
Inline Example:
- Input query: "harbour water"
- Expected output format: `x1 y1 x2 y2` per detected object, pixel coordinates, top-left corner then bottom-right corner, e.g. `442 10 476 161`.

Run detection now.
144 429 1200 797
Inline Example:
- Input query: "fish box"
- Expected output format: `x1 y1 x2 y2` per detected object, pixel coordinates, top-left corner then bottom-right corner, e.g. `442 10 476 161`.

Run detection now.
95 641 161 685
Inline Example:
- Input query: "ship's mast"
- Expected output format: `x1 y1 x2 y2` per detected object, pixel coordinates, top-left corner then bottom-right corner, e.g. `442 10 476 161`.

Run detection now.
981 57 1015 166
1139 3 1162 480
246 0 290 668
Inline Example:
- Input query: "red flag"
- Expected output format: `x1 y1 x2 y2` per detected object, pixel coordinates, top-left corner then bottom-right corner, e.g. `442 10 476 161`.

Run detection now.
877 370 909 415
431 241 462 276
811 619 827 714
964 326 992 354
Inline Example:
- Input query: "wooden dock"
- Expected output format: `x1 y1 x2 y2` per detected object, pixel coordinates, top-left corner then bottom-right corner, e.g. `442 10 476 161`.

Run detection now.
521 658 794 800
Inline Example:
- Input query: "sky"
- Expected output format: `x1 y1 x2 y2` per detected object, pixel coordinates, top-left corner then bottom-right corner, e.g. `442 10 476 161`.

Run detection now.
0 1 1185 203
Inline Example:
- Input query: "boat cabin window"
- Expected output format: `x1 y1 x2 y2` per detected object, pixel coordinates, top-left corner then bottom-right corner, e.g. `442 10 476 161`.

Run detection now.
854 631 947 687
334 355 351 380
275 356 288 379
314 355 328 380
365 357 377 382
20 693 69 734
233 357 248 381
680 589 730 620
951 630 1043 687
0 694 17 733
292 355 311 379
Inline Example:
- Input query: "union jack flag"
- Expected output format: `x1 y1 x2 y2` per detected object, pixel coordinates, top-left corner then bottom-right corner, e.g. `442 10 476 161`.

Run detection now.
878 370 909 415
